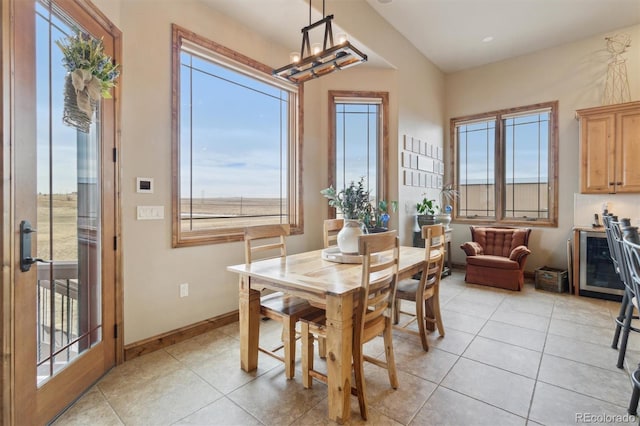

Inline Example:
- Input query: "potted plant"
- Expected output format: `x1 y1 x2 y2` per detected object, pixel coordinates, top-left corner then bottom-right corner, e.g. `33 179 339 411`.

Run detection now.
363 200 398 233
416 197 438 228
321 178 371 253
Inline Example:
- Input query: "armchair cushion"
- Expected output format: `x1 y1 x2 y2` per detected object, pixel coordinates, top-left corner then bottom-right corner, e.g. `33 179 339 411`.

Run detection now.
460 241 484 256
509 245 531 262
467 255 520 270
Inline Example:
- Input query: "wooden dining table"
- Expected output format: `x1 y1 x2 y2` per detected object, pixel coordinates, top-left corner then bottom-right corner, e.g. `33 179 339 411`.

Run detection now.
227 246 426 424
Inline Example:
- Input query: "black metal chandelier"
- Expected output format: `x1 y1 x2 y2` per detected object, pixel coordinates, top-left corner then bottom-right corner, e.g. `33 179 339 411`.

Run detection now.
273 0 368 84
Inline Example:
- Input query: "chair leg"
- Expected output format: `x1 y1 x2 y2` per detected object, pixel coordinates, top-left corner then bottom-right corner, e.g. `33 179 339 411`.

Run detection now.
629 367 640 415
283 319 296 379
393 299 400 325
416 297 429 352
432 293 445 337
301 322 313 389
352 341 368 421
618 300 634 369
383 318 399 389
613 290 629 349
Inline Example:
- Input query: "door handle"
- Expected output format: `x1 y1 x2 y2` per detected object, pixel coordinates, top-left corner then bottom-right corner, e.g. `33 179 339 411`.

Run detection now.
20 220 52 272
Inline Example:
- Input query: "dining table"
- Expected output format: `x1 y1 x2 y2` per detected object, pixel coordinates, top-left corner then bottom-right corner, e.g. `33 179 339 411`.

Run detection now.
227 245 427 424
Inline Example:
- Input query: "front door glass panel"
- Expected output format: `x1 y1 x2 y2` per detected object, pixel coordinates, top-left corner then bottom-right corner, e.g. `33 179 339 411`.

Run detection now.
35 0 102 385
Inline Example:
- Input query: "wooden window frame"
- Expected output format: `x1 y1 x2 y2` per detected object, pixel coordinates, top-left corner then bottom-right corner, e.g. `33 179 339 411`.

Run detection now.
327 90 389 219
450 101 559 227
171 24 303 247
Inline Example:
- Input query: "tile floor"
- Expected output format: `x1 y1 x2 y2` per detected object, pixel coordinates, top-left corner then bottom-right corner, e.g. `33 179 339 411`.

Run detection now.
54 271 640 425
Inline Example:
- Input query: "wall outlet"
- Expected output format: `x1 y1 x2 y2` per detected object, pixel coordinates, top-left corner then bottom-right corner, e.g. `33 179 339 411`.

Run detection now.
179 283 189 298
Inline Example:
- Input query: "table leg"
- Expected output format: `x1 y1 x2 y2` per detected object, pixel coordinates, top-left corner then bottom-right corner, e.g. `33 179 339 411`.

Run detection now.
239 276 260 372
326 293 353 424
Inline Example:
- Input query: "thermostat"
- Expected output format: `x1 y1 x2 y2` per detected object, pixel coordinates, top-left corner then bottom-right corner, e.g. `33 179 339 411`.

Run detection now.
136 177 154 193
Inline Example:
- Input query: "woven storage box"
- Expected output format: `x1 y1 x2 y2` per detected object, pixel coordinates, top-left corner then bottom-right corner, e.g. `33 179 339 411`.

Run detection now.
535 266 569 293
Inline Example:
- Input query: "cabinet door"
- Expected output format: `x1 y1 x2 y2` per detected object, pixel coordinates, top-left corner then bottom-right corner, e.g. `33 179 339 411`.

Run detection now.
580 113 614 193
615 109 640 192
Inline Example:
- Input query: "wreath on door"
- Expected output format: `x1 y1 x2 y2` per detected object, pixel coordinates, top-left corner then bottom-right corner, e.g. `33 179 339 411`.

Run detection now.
56 31 120 133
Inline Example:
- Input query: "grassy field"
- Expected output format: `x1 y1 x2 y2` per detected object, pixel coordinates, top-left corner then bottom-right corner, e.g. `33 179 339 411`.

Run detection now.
37 193 78 261
180 197 287 230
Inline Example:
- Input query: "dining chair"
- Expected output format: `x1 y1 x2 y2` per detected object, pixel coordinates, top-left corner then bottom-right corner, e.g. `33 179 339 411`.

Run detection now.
393 224 445 351
604 216 640 369
244 224 322 379
323 218 344 248
620 226 640 415
300 230 400 420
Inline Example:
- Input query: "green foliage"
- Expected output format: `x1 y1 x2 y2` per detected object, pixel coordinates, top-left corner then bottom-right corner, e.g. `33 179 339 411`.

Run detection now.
321 178 371 220
416 197 438 215
56 30 120 98
321 178 397 227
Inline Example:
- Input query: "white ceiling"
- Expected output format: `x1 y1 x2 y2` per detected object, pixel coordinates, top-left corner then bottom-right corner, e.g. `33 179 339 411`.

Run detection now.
202 0 640 73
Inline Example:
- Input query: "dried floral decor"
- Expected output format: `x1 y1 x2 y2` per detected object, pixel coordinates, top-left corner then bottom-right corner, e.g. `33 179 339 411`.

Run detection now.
56 31 120 132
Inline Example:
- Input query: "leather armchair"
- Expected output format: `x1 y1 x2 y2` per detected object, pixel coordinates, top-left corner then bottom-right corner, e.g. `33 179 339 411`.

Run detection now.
460 226 532 291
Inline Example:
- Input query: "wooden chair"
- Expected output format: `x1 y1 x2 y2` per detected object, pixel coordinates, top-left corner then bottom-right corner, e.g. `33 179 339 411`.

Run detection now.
323 218 344 248
300 231 400 420
244 224 322 379
393 224 445 351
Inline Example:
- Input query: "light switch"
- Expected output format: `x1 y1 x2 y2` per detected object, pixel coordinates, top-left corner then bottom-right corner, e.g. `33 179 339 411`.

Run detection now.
137 206 164 220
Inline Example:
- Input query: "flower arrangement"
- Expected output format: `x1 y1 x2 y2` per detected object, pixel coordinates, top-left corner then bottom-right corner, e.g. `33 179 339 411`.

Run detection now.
56 30 120 131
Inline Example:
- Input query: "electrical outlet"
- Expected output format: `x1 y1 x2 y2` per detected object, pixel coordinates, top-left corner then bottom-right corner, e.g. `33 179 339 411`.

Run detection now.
179 283 189 298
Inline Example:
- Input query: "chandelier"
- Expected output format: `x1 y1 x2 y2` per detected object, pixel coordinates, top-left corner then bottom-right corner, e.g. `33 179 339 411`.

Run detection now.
273 0 368 84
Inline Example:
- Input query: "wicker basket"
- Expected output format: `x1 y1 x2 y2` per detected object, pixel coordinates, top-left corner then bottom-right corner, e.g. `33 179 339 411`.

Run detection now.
62 74 95 133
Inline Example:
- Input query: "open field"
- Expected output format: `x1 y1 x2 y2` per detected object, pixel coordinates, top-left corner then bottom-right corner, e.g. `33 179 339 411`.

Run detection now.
180 197 287 230
37 193 78 261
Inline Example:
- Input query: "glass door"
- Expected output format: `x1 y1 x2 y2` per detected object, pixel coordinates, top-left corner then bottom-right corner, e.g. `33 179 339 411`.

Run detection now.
9 0 120 422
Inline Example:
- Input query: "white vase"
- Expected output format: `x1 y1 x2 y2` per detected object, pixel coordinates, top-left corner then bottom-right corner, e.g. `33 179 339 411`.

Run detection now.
337 219 363 254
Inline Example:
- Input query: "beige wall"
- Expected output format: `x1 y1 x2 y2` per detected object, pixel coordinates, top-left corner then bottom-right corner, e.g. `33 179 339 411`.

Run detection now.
445 24 640 271
92 0 445 344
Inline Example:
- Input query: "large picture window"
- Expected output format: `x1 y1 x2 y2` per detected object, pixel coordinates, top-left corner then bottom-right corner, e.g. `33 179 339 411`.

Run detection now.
172 25 302 247
451 101 558 226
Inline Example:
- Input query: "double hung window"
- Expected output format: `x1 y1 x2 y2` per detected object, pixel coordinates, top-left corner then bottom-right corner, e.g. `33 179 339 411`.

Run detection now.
451 101 558 226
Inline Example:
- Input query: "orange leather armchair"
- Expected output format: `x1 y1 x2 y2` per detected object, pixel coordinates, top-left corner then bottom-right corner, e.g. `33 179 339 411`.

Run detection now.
460 226 532 291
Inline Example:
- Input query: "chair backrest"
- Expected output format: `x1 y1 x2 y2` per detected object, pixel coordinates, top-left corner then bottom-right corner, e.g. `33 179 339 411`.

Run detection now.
603 214 619 271
323 218 344 248
244 224 290 264
422 224 445 284
470 226 531 257
611 218 633 288
622 226 640 299
356 231 399 343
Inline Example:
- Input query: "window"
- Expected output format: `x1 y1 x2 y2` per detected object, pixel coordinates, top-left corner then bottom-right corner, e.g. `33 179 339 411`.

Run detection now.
451 101 558 226
328 91 389 214
172 25 302 247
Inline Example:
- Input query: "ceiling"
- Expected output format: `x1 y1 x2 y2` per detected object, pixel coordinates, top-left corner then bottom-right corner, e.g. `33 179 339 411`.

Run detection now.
202 0 640 73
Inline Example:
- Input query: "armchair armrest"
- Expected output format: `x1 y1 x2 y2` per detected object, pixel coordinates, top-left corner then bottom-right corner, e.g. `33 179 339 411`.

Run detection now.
508 245 531 267
460 241 483 256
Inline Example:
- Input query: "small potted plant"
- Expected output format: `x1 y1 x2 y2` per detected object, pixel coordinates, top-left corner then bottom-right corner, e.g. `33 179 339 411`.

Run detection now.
416 197 438 228
363 200 398 232
321 177 371 253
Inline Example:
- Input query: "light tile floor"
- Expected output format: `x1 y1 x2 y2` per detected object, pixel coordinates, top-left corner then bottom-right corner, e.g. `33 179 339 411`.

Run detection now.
54 271 640 425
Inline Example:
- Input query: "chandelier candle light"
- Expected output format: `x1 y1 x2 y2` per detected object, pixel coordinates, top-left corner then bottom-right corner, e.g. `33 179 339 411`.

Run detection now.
273 0 367 84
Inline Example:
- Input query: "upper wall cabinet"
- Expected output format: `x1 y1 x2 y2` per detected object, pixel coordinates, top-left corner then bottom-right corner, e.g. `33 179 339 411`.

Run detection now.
577 101 640 194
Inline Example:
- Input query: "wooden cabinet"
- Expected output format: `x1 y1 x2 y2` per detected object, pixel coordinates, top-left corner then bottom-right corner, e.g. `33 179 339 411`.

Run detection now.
577 101 640 193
